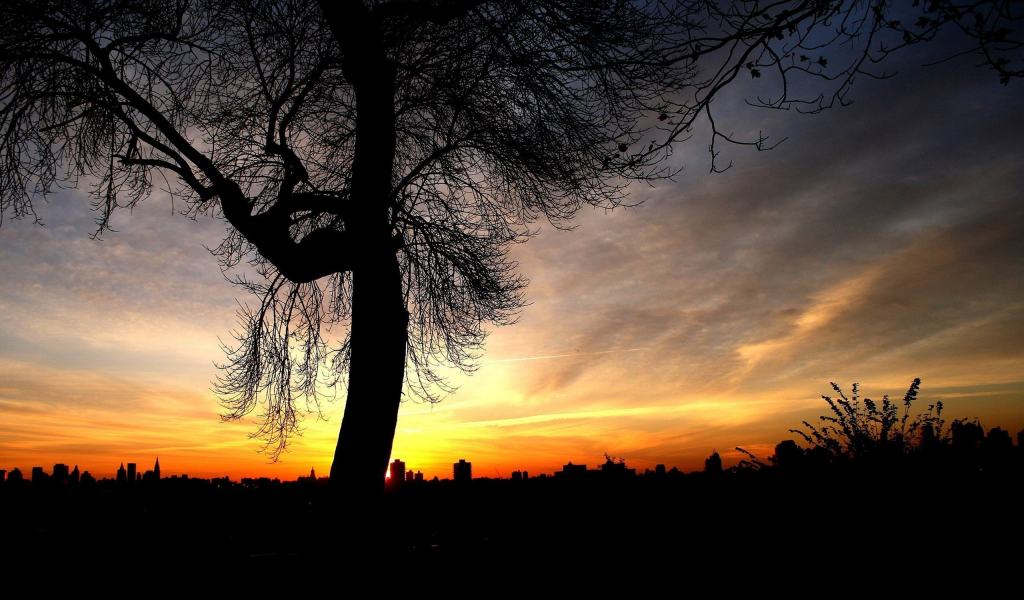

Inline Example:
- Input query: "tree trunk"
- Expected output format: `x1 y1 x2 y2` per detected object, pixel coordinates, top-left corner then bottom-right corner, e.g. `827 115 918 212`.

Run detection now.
316 0 403 556
327 249 408 543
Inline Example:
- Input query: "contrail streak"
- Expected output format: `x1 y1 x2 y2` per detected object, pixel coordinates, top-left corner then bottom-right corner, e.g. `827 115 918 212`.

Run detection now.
480 347 652 365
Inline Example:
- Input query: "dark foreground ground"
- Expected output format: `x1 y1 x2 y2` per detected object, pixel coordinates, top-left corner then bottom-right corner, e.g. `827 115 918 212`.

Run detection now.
3 461 1020 589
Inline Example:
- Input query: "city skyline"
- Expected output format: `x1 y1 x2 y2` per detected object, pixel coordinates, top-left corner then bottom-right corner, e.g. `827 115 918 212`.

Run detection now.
1 35 1022 481
0 453 661 482
7 417 1024 483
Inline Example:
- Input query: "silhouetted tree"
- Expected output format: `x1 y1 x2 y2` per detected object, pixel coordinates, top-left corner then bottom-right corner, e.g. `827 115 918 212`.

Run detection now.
1 0 1020 528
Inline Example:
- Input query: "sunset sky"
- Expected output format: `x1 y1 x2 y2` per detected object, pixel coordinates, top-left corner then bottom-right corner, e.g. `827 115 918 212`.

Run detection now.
1 40 1021 481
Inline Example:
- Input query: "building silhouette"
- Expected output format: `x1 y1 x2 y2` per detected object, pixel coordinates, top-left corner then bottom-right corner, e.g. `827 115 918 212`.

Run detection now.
952 421 985 448
554 462 590 482
154 457 160 480
7 468 21 483
53 463 69 484
454 459 472 483
920 423 938 447
127 463 137 484
297 467 328 486
558 462 587 479
390 459 406 487
69 465 80 484
31 466 48 484
117 463 127 484
705 451 723 475
987 427 1013 450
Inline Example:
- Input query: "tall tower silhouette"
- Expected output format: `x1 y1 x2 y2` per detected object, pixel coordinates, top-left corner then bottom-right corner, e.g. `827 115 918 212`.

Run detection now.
154 457 160 480
390 459 406 487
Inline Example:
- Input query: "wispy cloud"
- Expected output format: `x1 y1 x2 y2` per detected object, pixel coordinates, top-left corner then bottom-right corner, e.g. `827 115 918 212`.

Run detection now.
481 347 652 364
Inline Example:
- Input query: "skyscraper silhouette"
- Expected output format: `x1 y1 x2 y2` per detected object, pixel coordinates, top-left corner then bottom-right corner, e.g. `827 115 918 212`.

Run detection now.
154 457 160 480
127 463 137 484
454 459 472 483
390 459 406 488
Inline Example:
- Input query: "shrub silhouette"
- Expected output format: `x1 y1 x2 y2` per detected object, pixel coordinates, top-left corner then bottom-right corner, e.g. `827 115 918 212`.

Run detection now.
790 378 963 465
